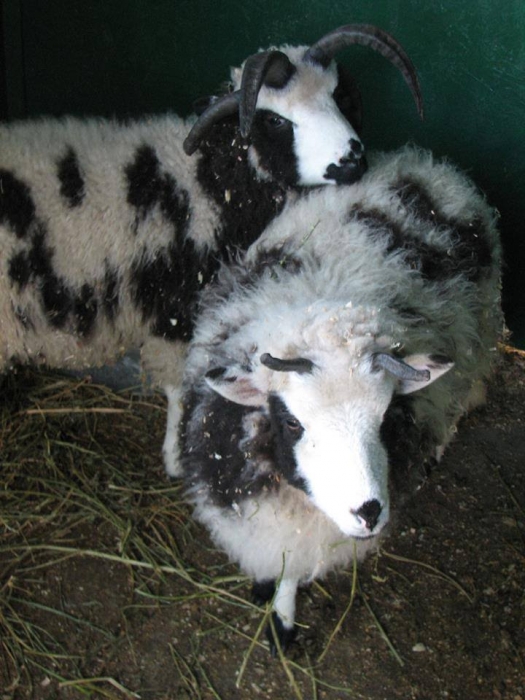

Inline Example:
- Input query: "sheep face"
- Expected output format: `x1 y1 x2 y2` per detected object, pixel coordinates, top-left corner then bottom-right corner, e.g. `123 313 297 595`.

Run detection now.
183 24 423 188
233 50 365 187
205 350 453 539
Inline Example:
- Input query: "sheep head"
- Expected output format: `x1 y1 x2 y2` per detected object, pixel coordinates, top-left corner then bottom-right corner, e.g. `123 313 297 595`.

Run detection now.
183 24 423 187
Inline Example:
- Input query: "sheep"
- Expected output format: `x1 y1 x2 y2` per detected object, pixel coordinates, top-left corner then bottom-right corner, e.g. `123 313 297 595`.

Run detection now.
0 24 423 477
179 145 503 654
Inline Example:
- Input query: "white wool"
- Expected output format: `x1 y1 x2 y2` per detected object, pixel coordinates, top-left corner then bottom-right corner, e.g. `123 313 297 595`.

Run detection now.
0 114 213 381
190 483 378 583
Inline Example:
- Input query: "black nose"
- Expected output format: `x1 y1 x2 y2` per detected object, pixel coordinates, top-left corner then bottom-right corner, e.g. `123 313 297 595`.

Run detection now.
339 138 364 164
324 138 367 184
349 138 363 157
323 155 368 185
352 499 382 531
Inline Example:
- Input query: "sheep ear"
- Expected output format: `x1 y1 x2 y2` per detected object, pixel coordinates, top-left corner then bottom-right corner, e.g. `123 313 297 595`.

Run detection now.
205 367 266 406
231 66 243 86
397 354 454 395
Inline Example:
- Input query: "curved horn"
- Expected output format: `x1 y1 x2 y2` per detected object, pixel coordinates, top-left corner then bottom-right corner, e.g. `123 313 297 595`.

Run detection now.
183 92 241 156
260 353 315 375
372 353 430 382
304 24 423 119
239 51 296 137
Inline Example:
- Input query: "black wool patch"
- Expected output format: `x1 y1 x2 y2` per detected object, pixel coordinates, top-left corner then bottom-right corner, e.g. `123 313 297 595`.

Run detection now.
8 225 51 291
381 394 435 499
125 144 163 216
126 144 209 340
249 246 303 278
57 147 85 208
125 144 191 230
9 226 99 336
209 246 303 302
0 169 36 238
11 227 73 328
350 205 415 261
397 179 440 222
394 179 493 282
40 272 73 329
447 218 493 281
160 172 190 229
195 117 289 261
131 239 216 341
249 110 299 186
8 251 32 288
28 227 56 278
268 395 309 494
102 267 120 321
180 389 279 508
352 198 492 284
74 283 98 336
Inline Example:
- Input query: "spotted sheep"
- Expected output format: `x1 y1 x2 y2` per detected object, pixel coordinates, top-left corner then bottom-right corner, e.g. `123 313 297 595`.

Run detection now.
179 145 503 654
0 25 422 475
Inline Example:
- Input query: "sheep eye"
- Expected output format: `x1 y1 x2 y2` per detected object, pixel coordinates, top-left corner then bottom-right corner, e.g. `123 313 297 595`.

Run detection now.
285 417 302 432
265 114 288 129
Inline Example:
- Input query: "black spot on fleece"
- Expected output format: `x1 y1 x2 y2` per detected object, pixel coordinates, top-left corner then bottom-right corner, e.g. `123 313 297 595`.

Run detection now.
56 147 86 208
8 227 99 337
351 177 493 284
126 144 215 341
195 117 290 259
0 169 36 238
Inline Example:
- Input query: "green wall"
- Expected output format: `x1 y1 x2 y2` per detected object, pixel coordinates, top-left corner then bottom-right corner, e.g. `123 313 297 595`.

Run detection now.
3 0 525 346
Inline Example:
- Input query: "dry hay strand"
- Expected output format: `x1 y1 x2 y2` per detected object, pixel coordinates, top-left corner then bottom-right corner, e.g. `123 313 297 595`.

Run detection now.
0 367 249 697
2 349 523 699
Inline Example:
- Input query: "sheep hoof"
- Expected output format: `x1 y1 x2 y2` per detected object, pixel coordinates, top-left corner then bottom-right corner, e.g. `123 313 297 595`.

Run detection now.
251 580 276 606
266 612 296 657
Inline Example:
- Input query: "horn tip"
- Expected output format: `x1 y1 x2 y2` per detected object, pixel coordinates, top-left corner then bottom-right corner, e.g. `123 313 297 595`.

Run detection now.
182 137 197 156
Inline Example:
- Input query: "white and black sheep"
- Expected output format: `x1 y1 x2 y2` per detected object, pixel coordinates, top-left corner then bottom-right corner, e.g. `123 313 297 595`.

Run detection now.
179 145 503 653
0 25 422 475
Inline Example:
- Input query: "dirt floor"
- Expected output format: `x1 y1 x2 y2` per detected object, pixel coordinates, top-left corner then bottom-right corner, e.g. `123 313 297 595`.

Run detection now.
0 349 524 700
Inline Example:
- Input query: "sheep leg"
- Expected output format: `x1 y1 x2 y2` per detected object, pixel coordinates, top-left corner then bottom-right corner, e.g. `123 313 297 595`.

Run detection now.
162 385 183 477
266 577 298 656
252 579 276 606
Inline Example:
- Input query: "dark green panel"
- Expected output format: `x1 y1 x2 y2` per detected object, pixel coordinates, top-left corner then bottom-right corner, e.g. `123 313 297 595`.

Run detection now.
3 0 525 346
